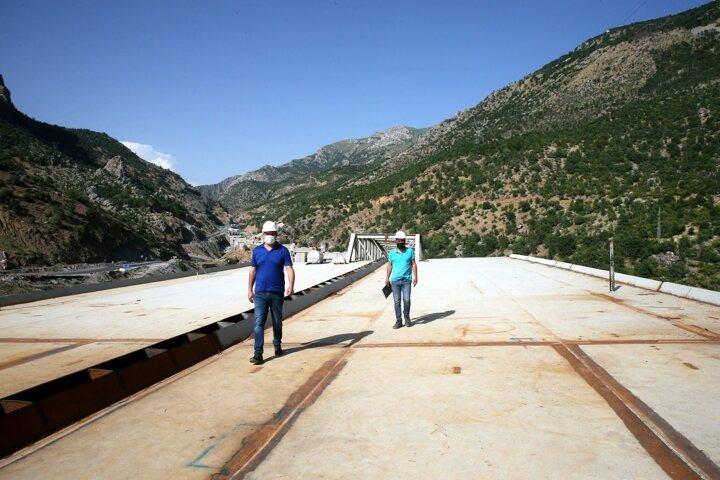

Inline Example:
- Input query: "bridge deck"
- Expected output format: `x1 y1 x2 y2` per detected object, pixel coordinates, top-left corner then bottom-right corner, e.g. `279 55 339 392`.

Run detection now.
1 257 718 479
0 261 369 398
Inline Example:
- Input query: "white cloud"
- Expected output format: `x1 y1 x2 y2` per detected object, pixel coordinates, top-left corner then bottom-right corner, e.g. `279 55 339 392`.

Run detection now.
121 141 177 171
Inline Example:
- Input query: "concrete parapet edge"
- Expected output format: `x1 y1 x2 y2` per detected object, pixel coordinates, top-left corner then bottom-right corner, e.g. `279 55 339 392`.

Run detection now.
570 264 608 279
507 254 720 306
686 286 720 304
614 272 662 291
659 281 693 298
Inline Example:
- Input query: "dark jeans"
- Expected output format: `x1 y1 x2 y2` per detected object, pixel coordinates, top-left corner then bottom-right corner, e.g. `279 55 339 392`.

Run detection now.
253 291 284 354
391 279 411 322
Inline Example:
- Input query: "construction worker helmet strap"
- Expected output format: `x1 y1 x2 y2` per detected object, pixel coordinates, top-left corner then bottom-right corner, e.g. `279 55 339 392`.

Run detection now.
262 220 278 232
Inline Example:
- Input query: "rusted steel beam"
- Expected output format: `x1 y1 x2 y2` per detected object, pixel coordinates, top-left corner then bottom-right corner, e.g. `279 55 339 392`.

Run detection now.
352 339 717 348
354 341 557 348
0 337 165 344
554 343 718 480
0 259 385 458
211 305 386 480
571 338 718 346
211 351 352 480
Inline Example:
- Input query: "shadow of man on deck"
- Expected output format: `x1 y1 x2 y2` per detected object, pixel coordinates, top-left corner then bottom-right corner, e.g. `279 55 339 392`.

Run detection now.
269 330 374 360
412 310 455 326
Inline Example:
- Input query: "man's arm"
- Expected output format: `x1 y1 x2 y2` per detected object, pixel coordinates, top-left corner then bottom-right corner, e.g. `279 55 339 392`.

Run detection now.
412 260 418 287
285 266 295 297
385 261 392 284
247 266 256 302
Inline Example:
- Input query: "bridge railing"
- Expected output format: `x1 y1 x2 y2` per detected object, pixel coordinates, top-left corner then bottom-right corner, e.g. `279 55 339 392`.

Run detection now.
345 233 422 262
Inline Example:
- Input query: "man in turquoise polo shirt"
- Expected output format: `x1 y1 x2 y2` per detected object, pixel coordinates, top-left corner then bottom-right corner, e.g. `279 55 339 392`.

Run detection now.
384 230 418 329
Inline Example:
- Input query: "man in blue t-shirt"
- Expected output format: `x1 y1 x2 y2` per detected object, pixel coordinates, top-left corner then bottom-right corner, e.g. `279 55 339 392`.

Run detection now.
384 230 418 329
247 220 295 364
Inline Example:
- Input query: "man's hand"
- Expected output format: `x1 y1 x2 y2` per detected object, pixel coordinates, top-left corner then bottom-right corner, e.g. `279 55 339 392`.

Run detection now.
248 266 256 303
285 265 295 298
412 277 418 287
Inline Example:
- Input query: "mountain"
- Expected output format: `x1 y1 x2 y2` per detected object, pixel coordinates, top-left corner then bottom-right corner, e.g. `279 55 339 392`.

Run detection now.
0 75 227 268
239 3 720 290
198 126 426 212
3 3 718 290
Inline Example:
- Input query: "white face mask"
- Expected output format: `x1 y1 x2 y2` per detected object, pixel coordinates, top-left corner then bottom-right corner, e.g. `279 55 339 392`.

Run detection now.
264 235 277 245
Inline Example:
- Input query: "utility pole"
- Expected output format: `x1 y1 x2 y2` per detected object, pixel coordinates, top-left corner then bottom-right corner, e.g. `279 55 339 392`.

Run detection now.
609 237 616 292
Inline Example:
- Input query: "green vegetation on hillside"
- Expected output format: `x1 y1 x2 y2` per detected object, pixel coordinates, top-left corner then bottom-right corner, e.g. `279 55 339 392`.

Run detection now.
0 93 224 267
244 3 720 291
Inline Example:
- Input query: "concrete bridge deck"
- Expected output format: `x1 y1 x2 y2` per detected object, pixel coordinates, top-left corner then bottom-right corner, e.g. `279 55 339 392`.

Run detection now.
0 261 369 398
0 257 718 479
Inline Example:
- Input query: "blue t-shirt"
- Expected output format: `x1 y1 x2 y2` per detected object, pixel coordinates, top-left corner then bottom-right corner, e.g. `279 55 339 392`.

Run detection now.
388 247 415 282
251 244 293 293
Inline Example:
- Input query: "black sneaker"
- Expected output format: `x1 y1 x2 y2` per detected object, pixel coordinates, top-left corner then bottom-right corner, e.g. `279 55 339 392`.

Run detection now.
249 352 264 364
393 321 403 329
274 347 284 357
405 318 412 327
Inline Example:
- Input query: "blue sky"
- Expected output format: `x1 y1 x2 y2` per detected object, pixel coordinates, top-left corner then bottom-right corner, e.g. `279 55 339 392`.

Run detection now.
1 0 709 185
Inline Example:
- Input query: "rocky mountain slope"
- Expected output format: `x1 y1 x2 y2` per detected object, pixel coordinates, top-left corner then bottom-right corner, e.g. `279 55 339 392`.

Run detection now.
3 3 718 291
239 3 720 290
198 126 426 212
0 75 227 268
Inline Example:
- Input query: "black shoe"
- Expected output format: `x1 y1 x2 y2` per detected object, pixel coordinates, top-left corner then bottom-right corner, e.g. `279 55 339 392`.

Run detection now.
249 352 264 365
393 321 403 329
405 318 412 327
274 347 284 357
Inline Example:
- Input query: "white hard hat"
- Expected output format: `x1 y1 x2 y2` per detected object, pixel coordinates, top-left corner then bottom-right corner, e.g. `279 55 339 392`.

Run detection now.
262 220 278 232
394 230 407 240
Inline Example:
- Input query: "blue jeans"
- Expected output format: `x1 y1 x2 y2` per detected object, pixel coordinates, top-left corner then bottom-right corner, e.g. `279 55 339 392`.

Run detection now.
391 279 411 322
253 291 284 354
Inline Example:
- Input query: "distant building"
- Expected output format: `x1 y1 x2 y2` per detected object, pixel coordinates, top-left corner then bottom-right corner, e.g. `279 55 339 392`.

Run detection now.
226 227 256 249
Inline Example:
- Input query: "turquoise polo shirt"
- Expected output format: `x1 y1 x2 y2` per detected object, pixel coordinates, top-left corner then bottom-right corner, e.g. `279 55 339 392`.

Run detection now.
388 247 415 282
